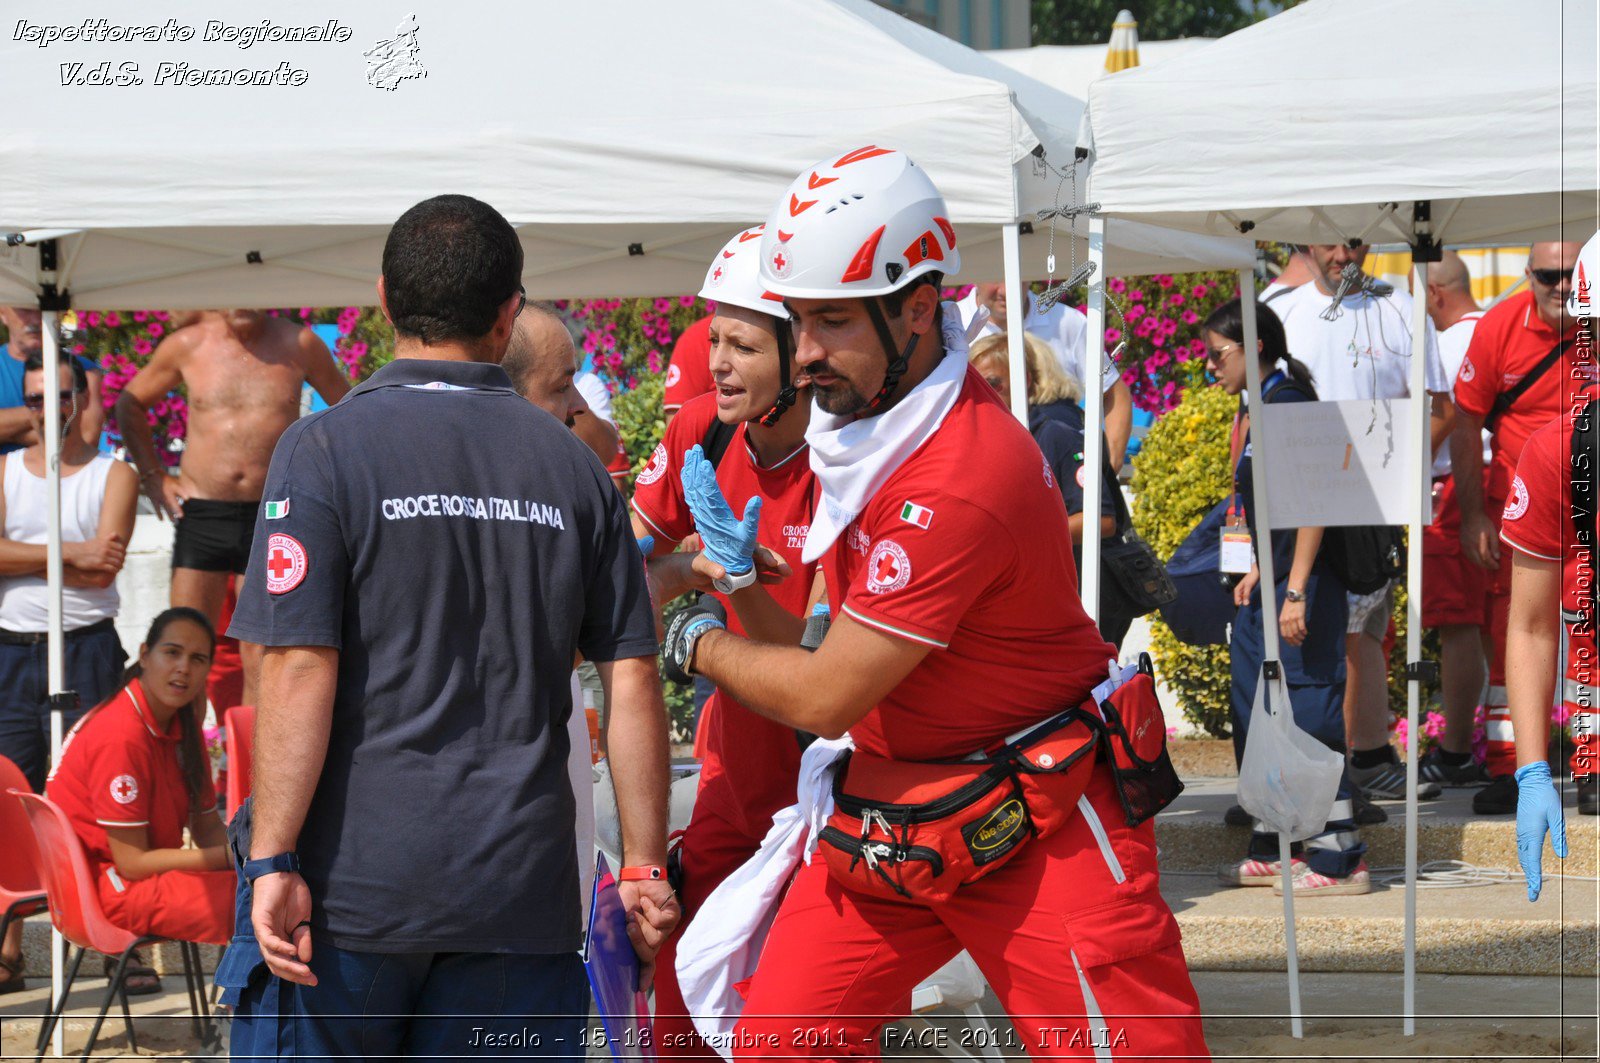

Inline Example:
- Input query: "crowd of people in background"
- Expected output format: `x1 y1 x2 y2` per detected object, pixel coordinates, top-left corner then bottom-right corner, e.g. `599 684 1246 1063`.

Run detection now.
0 202 1591 1048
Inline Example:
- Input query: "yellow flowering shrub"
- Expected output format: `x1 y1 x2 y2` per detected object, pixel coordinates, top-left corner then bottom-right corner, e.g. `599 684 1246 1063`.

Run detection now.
1131 368 1236 735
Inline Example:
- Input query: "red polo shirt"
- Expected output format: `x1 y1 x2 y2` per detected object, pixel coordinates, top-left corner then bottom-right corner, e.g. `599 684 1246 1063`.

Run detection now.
632 392 818 837
47 682 213 871
1454 290 1584 504
824 365 1115 762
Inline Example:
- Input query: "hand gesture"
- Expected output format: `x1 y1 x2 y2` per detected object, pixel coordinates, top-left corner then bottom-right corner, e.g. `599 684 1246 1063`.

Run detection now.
1279 597 1308 645
1514 761 1568 902
142 473 185 522
1233 566 1260 608
251 871 317 985
681 446 762 577
66 532 127 574
618 878 681 991
1459 509 1501 571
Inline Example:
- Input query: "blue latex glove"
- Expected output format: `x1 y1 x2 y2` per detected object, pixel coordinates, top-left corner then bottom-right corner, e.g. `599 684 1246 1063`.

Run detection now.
680 445 761 576
636 535 655 557
1514 761 1568 902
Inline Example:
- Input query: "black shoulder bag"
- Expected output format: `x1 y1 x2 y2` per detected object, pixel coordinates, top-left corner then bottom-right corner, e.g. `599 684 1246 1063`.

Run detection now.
1098 455 1178 620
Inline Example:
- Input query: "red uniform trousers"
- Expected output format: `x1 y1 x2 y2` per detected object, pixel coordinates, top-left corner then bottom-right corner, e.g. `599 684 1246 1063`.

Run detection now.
733 767 1210 1062
98 865 235 946
654 799 772 1060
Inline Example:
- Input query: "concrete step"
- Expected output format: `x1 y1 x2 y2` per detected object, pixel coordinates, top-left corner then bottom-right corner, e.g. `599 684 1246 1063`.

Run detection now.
1159 776 1598 976
1156 775 1598 877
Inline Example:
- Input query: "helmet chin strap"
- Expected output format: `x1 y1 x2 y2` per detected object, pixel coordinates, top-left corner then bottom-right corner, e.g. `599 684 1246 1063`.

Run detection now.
758 323 798 427
863 296 918 413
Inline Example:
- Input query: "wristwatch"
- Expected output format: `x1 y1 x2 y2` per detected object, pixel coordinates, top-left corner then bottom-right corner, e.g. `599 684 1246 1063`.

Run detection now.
243 852 301 882
711 566 758 595
1285 587 1307 603
662 596 728 684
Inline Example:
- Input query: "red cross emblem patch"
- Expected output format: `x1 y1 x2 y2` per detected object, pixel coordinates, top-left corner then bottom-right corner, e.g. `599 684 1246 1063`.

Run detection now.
866 540 911 595
265 533 308 594
110 773 139 805
770 249 792 279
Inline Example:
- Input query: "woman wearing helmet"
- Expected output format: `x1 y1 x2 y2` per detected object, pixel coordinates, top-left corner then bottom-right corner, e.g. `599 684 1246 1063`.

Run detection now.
630 226 822 1058
666 148 1210 1060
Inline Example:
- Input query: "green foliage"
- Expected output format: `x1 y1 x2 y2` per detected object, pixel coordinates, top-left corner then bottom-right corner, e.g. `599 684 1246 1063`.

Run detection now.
613 372 667 491
1130 370 1235 735
1030 0 1283 46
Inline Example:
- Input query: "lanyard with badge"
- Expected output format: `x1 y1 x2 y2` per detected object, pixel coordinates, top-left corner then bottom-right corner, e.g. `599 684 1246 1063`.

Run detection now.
1221 370 1285 575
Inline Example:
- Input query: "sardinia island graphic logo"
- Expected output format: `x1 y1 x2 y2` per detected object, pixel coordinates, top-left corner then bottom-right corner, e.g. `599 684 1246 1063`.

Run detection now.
365 14 425 90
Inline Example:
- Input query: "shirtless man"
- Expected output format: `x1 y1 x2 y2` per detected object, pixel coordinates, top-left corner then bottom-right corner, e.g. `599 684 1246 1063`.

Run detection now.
115 310 349 704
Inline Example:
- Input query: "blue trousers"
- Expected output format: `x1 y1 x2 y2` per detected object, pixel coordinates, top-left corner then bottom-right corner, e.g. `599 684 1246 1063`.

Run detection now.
1230 569 1366 877
0 624 124 791
222 935 589 1061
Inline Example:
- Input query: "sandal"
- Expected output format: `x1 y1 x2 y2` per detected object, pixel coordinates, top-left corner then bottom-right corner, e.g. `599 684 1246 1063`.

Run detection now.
103 951 163 996
0 955 24 995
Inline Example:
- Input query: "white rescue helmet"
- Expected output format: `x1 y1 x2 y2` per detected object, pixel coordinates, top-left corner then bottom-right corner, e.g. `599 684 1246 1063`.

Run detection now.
700 225 799 426
758 146 960 299
1569 230 1600 319
698 226 790 320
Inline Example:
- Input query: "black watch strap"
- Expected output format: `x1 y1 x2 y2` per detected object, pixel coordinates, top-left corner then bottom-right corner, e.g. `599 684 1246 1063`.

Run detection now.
243 852 301 882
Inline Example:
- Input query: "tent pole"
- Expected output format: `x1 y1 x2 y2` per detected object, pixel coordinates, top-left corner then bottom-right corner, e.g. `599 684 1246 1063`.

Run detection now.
1238 269 1304 1040
1404 212 1439 1037
40 295 66 1057
1080 216 1107 621
1001 223 1029 428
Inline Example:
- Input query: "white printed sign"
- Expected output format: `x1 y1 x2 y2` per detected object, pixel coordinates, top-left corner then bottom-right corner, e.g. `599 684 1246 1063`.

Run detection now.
1258 399 1429 528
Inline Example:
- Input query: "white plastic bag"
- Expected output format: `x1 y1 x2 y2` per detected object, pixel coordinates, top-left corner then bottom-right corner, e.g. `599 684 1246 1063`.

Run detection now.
1236 671 1343 840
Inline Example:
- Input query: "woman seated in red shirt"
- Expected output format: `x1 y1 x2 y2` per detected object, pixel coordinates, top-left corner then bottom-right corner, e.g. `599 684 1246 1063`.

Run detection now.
46 607 235 965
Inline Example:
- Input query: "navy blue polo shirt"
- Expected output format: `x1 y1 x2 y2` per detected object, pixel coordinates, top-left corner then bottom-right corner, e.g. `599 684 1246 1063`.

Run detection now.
229 357 657 955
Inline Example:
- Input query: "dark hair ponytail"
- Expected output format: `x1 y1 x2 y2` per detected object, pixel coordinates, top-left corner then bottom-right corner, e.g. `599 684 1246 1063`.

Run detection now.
101 607 217 808
1202 297 1318 397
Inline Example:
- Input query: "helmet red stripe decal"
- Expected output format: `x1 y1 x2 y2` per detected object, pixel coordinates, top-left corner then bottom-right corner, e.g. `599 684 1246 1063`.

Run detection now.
902 230 944 267
789 193 818 216
934 216 956 249
807 171 837 189
841 225 887 284
835 145 894 167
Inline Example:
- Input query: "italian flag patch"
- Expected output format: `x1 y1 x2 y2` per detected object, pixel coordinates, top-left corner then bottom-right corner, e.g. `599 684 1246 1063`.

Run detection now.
899 501 933 529
264 500 290 520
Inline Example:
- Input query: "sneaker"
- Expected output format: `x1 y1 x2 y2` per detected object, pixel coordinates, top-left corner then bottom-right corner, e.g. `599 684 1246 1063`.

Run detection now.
1224 803 1253 827
1472 773 1519 815
1352 788 1387 825
1273 861 1372 896
1418 748 1491 787
1348 758 1443 801
1579 776 1597 817
1219 856 1307 886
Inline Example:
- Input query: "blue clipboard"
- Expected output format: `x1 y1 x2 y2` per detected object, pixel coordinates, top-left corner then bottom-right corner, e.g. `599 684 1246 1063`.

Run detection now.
584 854 655 1060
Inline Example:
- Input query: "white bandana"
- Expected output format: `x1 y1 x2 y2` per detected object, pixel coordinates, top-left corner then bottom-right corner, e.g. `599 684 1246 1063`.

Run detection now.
801 303 977 563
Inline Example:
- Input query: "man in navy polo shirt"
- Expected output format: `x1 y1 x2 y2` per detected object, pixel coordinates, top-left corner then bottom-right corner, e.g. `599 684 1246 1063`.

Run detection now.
224 194 677 1058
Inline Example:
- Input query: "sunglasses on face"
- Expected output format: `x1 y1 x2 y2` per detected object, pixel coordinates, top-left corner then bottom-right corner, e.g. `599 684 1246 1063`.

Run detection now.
1530 267 1574 287
23 390 75 410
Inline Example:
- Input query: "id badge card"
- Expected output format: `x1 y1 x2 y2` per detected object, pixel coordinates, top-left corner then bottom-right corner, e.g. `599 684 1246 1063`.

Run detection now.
1220 520 1254 575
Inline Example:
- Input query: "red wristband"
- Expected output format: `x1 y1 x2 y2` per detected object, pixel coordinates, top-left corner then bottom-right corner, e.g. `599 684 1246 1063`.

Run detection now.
619 865 668 882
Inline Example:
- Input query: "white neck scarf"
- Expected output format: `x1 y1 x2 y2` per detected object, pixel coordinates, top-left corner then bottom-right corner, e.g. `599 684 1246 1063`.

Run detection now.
801 303 977 564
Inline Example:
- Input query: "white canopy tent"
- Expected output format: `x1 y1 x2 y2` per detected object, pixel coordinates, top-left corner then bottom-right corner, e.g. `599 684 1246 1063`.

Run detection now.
2 0 1251 1047
986 38 1214 101
1078 0 1599 1038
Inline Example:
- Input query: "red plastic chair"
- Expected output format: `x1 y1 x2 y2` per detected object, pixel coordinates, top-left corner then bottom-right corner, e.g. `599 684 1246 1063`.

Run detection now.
0 756 47 970
11 790 215 1061
224 704 255 820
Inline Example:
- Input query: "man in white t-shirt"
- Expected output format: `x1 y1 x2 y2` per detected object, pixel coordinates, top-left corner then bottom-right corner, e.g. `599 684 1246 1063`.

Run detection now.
955 283 1134 468
1416 252 1491 786
1264 243 1453 809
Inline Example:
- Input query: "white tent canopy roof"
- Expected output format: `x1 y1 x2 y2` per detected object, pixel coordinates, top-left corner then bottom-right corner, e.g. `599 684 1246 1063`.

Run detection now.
0 0 1247 310
1080 0 1599 246
986 38 1213 102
